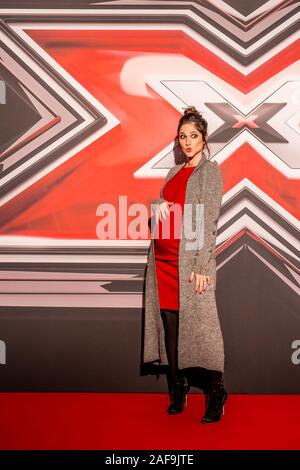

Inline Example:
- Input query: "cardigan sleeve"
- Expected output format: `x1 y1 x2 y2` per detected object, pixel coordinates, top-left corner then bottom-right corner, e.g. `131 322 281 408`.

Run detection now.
148 168 173 232
151 168 173 208
192 160 224 275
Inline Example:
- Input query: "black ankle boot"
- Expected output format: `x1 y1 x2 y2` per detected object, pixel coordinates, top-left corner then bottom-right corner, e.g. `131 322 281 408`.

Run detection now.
167 375 189 415
201 380 227 423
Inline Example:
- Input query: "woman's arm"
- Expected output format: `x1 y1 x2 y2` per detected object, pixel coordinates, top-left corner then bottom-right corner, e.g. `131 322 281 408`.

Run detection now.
148 168 173 230
151 167 173 207
192 160 224 275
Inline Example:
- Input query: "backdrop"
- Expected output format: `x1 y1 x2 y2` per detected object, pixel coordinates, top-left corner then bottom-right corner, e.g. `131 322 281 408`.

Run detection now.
0 0 299 393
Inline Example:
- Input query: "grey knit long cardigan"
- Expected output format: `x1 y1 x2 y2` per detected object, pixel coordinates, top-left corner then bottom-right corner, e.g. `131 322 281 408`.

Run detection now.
143 155 225 373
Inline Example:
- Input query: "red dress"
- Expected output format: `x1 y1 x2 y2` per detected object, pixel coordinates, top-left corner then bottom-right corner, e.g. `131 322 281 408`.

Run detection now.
154 166 195 311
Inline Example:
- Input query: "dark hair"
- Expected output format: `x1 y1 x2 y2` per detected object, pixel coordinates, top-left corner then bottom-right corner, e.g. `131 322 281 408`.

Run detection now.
177 106 211 159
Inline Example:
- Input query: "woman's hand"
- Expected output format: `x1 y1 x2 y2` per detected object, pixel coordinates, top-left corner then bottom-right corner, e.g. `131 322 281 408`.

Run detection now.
189 271 211 294
155 201 174 224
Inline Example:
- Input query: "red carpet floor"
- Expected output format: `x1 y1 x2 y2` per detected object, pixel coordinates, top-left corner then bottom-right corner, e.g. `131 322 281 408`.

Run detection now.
0 393 299 450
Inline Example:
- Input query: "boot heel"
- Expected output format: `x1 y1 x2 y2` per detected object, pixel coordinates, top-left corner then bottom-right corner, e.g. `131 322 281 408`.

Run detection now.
201 382 227 424
167 375 189 415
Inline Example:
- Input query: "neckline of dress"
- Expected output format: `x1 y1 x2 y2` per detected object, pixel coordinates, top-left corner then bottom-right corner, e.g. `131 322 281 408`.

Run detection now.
183 157 207 169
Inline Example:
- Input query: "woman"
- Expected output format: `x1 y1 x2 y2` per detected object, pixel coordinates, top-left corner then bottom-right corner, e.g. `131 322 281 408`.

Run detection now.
143 106 227 424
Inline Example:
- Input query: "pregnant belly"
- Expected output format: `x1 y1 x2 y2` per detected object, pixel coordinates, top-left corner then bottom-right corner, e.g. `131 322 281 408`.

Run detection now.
153 212 181 260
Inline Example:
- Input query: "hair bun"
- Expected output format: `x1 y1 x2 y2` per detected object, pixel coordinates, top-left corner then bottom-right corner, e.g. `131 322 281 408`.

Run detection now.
183 106 202 118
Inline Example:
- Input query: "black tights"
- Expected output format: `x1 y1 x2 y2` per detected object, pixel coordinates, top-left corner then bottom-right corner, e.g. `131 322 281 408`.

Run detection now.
160 308 223 386
160 308 179 380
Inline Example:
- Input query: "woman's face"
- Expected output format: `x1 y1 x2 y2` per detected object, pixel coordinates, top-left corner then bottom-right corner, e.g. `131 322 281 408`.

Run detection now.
178 123 205 159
